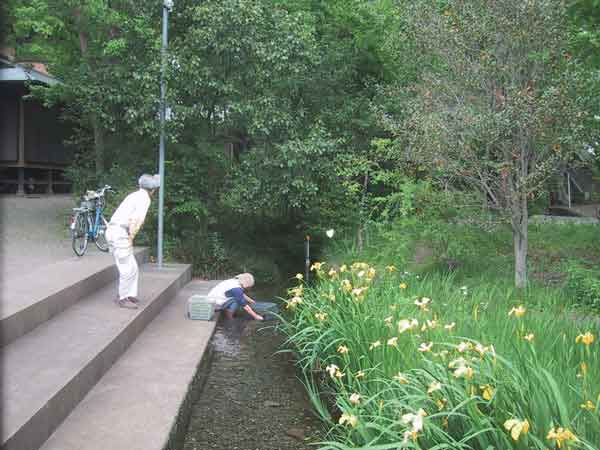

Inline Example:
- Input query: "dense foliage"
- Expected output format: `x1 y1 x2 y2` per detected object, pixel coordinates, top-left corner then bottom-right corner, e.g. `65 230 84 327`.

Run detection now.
4 0 599 279
6 1 600 447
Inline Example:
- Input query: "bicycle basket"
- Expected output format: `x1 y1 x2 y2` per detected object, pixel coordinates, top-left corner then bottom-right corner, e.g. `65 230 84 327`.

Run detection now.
95 195 106 209
81 200 94 209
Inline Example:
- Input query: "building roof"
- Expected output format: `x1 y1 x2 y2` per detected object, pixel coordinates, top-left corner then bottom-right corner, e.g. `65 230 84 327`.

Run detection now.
0 57 60 85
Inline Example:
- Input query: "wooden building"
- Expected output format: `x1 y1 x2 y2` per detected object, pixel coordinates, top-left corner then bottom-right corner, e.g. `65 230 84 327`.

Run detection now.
0 55 72 194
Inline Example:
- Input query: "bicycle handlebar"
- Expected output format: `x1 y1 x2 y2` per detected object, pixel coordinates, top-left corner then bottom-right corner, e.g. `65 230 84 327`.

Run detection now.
84 185 114 200
98 185 113 195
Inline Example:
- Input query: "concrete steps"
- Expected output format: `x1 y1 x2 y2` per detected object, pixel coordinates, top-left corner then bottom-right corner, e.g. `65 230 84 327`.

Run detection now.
0 248 149 346
39 280 219 450
1 263 192 450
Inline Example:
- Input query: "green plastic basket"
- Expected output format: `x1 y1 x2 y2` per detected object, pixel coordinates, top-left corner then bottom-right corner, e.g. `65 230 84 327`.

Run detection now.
187 295 216 321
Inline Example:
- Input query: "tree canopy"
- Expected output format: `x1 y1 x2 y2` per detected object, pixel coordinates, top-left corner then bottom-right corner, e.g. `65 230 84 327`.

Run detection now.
4 0 599 284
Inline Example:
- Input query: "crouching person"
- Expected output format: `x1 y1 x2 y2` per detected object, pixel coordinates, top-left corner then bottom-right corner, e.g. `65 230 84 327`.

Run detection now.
208 273 264 320
106 174 159 309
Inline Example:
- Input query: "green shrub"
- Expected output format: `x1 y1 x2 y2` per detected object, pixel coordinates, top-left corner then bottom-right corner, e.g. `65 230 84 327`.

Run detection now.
565 261 600 309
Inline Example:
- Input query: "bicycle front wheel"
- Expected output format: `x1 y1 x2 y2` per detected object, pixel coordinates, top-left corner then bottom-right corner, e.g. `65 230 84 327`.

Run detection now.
72 213 89 256
94 218 109 252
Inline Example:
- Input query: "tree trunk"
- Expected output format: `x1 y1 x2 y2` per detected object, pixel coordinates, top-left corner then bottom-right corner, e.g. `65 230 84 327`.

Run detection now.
512 195 528 289
74 7 104 176
356 226 364 252
356 173 369 252
92 114 105 175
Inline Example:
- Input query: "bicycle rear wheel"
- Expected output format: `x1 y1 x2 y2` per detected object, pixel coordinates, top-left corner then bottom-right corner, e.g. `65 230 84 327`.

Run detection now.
72 213 89 256
94 217 109 252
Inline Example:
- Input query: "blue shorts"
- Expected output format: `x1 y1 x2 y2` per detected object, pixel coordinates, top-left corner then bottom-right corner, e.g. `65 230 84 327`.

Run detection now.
220 298 241 312
219 291 248 312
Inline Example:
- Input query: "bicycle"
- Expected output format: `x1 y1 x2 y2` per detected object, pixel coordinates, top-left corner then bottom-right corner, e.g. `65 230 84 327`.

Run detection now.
70 185 114 256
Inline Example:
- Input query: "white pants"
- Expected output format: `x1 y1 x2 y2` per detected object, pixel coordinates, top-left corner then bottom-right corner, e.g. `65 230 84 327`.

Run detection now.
106 225 138 300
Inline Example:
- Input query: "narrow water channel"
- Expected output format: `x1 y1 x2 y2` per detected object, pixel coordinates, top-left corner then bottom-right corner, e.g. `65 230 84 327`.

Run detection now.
183 317 322 450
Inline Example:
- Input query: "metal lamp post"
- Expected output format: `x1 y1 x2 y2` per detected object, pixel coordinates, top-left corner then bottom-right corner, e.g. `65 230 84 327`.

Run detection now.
157 0 173 268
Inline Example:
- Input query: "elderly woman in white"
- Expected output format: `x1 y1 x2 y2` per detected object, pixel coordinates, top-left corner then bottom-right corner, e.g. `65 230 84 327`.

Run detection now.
106 174 159 309
207 273 264 320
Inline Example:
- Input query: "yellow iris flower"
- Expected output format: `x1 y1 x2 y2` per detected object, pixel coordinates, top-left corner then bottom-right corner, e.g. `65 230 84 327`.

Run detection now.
480 384 494 400
453 364 474 379
349 393 361 405
286 296 303 309
398 318 419 333
418 342 433 352
341 279 352 293
547 427 577 448
369 340 381 350
337 345 349 354
580 400 595 411
325 364 339 378
503 418 530 441
575 332 595 346
338 412 358 427
393 372 409 384
508 305 526 317
427 381 442 394
314 312 327 322
351 287 368 299
310 262 323 271
457 342 472 353
414 297 431 310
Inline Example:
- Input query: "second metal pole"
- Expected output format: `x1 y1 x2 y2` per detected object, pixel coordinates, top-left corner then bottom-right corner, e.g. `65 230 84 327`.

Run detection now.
304 235 310 282
157 2 169 268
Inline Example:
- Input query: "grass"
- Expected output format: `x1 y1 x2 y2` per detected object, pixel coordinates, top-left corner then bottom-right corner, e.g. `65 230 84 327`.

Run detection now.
279 222 600 449
324 221 600 308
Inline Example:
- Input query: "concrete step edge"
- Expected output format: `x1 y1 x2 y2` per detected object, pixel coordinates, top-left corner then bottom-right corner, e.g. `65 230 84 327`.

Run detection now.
38 280 219 450
1 248 150 346
2 263 191 450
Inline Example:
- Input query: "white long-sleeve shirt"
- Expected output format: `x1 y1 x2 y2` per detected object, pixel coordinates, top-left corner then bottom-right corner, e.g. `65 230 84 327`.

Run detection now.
109 189 151 235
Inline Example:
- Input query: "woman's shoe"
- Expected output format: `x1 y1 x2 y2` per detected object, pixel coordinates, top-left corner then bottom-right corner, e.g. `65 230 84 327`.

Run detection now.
116 298 138 309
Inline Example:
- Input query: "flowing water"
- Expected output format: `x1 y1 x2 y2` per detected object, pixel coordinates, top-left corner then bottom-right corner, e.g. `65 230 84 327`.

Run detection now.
182 316 323 450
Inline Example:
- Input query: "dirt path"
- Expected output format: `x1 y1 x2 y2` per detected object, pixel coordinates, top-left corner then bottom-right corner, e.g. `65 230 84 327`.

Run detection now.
183 319 322 450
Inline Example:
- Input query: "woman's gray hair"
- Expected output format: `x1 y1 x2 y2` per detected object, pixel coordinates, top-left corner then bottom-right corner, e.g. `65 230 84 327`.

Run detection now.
138 174 160 190
235 273 255 289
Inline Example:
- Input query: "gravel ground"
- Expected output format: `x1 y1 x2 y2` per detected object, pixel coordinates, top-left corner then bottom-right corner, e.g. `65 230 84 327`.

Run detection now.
183 318 322 450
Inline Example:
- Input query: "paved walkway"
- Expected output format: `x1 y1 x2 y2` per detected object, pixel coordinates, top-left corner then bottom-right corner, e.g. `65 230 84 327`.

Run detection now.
0 195 109 282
